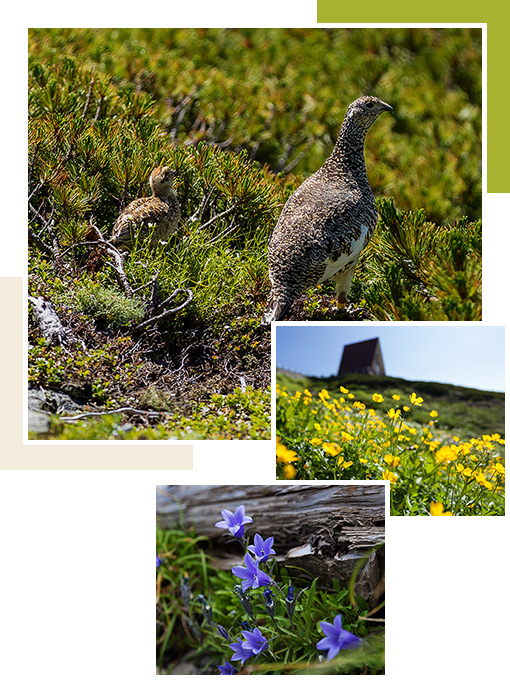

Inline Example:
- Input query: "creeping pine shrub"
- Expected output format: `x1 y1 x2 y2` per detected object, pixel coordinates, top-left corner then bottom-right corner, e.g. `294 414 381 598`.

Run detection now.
156 505 384 675
71 282 146 328
275 385 505 516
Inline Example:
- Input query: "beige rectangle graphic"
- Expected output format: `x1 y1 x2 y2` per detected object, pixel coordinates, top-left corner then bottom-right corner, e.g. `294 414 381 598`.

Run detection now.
1 278 192 470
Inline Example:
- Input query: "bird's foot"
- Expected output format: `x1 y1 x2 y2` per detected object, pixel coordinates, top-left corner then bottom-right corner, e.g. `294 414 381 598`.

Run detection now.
336 294 347 309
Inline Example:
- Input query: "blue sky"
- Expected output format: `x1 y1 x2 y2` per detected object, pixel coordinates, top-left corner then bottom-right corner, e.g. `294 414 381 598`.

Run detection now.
275 325 505 393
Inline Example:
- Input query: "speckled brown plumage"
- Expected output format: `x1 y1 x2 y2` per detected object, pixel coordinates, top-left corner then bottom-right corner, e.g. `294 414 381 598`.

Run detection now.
262 96 392 324
110 166 180 251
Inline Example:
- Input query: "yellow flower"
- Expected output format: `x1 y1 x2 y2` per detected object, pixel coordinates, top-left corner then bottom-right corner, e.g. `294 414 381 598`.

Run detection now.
430 502 453 516
339 386 349 394
473 471 493 489
429 410 438 418
409 392 424 406
276 443 298 463
342 461 354 469
372 393 384 403
403 405 410 412
309 437 323 446
323 442 341 456
347 393 355 399
435 446 458 464
283 464 297 479
387 408 401 420
456 463 473 477
382 469 398 483
341 431 354 442
314 423 321 431
384 453 401 468
392 394 401 401
360 458 368 464
353 401 366 410
304 389 312 398
319 389 330 401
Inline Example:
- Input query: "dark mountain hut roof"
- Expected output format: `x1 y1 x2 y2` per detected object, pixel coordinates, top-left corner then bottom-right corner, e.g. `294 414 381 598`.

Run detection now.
338 338 384 375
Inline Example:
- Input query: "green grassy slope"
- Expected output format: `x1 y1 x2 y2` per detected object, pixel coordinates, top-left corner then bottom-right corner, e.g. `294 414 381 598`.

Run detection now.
276 370 504 439
29 27 482 223
28 28 483 438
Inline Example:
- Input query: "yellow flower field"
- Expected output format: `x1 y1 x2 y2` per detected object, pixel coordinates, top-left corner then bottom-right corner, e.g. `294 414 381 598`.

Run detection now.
275 384 505 516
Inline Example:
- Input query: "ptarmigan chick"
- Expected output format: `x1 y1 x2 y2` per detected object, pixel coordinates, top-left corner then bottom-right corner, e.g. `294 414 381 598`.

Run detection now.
110 166 180 251
262 95 392 324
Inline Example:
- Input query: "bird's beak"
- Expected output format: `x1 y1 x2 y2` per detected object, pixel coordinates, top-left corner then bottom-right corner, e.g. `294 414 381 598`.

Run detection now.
381 102 393 113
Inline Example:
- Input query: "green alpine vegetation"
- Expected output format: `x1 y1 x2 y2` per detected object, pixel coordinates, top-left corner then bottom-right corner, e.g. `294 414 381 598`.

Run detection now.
276 370 504 441
28 28 481 438
275 379 504 516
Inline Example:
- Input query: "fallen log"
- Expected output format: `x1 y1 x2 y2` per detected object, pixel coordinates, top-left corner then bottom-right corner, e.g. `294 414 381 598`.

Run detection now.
156 484 385 606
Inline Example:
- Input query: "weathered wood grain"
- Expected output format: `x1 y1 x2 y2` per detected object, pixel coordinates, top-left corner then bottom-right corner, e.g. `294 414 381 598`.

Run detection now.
156 484 385 605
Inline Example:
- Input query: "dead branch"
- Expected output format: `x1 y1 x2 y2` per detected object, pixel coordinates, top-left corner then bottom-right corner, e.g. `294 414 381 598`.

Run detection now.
28 227 57 259
28 295 68 346
198 201 241 232
59 406 161 421
82 77 94 120
133 289 194 331
87 221 134 297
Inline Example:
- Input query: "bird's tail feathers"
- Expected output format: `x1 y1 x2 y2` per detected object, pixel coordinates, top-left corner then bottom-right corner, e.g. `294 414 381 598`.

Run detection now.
261 298 291 325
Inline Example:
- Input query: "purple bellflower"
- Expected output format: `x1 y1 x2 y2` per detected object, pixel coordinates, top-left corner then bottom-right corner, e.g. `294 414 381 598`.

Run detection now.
196 594 213 626
285 584 296 623
217 624 231 641
262 588 277 621
316 614 362 661
218 661 238 675
229 637 257 664
241 627 269 655
229 628 269 664
232 552 272 592
247 534 276 563
156 555 161 568
233 585 254 620
215 505 253 538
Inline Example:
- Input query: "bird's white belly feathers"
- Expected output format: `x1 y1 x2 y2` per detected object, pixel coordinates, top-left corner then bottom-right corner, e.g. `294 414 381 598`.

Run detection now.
318 224 369 283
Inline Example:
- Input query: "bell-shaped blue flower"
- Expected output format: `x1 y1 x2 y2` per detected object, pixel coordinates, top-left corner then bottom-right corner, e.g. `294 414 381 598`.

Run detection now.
218 660 238 674
229 637 256 664
215 505 253 538
316 614 362 661
240 627 268 656
231 552 272 592
247 534 276 563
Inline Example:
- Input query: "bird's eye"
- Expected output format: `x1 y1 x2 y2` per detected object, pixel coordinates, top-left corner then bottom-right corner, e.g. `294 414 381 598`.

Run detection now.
365 102 374 109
